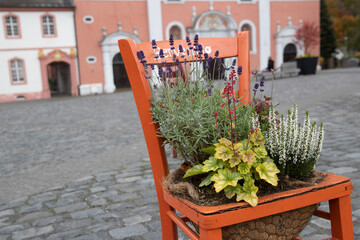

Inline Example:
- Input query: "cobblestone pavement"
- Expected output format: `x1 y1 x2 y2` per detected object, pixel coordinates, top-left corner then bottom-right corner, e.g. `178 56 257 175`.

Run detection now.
0 68 359 239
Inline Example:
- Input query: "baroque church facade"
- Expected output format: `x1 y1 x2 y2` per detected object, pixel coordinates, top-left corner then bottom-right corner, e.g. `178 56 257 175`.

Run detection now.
0 0 320 102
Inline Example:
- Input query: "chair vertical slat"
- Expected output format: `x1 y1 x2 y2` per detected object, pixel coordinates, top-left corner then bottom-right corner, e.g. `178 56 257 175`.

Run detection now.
237 31 251 105
118 38 178 240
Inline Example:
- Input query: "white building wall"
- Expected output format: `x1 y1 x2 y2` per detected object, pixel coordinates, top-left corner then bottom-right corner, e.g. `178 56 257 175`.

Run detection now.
0 50 42 94
0 10 77 99
0 11 76 49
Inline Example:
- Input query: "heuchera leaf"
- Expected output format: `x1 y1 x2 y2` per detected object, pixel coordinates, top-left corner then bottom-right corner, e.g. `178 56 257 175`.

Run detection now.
238 163 251 174
200 146 216 155
202 157 224 172
199 172 215 187
254 146 267 159
236 178 259 207
210 168 242 193
256 162 280 186
224 185 241 199
240 150 256 165
218 138 232 147
184 164 204 178
214 146 233 161
250 131 265 146
234 142 243 151
229 156 241 168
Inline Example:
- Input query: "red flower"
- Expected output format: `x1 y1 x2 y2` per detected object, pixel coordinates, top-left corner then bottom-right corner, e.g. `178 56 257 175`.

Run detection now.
229 109 234 114
214 112 218 118
221 103 225 108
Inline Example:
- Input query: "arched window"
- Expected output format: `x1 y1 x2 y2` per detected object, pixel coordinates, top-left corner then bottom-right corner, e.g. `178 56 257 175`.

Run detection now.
166 22 186 40
41 14 57 37
9 58 26 84
239 20 256 54
283 43 297 62
169 25 182 40
241 24 252 52
3 14 21 38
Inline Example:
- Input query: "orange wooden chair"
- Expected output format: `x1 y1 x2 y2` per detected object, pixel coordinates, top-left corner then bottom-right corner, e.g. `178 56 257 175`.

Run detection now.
118 32 354 240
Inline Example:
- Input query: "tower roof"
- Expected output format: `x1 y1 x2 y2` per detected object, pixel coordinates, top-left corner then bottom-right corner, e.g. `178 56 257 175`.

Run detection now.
0 0 75 8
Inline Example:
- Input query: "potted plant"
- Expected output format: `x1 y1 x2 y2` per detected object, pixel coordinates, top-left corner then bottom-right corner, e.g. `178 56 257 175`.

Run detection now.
137 35 325 239
293 22 320 75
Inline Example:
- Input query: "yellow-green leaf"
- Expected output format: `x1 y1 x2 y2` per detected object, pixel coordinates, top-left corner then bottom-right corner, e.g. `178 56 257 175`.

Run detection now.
200 146 216 155
238 163 251 175
234 142 243 151
254 146 267 159
184 164 204 178
236 178 259 207
240 150 256 166
202 157 224 172
224 185 241 199
250 131 265 146
256 162 280 186
229 156 241 168
210 168 242 193
214 146 233 161
199 172 215 187
218 138 232 147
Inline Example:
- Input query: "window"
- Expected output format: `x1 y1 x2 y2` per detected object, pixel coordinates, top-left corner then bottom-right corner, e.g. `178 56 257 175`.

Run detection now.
9 59 26 84
4 15 20 38
83 16 94 24
169 25 182 40
239 20 257 54
86 56 97 63
41 14 56 37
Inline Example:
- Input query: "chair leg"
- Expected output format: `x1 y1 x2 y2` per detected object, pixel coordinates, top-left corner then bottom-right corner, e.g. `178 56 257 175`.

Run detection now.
160 207 178 240
329 195 354 240
199 227 222 240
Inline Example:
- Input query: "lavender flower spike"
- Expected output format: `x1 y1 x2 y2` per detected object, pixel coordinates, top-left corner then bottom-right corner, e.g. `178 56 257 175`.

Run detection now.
237 66 243 76
151 39 157 49
214 50 219 58
193 34 199 46
169 34 175 50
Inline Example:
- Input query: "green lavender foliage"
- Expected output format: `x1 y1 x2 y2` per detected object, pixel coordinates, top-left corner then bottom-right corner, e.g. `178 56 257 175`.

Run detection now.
151 81 253 165
264 104 324 178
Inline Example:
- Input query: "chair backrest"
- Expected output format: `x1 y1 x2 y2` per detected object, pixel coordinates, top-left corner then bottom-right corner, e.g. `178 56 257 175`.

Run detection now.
118 32 250 207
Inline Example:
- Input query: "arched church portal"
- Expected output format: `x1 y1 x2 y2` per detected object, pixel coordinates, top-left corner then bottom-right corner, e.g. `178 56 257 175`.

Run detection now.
112 53 130 89
283 43 297 62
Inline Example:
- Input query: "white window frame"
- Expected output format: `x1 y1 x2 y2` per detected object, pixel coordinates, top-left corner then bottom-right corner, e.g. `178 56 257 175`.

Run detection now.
5 16 19 37
42 15 55 36
165 21 186 40
10 59 25 83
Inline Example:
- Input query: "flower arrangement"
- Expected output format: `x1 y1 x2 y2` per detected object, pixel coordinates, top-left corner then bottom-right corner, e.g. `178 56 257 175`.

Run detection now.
136 34 324 207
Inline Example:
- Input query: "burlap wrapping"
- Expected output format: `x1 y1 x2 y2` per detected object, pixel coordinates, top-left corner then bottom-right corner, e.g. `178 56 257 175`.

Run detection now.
163 169 320 240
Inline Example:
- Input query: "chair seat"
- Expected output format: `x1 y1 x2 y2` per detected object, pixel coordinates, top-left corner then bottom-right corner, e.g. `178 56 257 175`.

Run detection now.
163 172 352 230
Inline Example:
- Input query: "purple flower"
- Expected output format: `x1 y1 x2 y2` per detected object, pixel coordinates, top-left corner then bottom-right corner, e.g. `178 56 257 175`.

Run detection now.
179 44 184 53
237 66 242 76
167 65 172 75
187 48 190 56
204 53 209 60
260 79 264 87
214 50 219 58
151 64 155 70
186 36 191 45
207 88 212 96
153 84 157 89
175 59 181 67
137 50 145 61
193 34 199 46
260 89 264 92
169 34 175 50
253 83 259 92
158 67 163 76
159 49 164 58
152 39 157 49
232 59 236 68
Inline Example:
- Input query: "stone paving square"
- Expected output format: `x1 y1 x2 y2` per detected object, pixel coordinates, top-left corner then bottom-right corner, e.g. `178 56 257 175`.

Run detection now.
0 68 359 239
